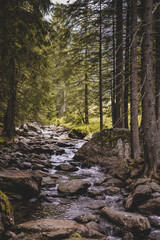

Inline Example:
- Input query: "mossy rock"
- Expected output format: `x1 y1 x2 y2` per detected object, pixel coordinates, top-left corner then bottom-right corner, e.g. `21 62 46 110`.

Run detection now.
0 190 14 237
93 128 130 148
69 128 88 139
0 191 13 215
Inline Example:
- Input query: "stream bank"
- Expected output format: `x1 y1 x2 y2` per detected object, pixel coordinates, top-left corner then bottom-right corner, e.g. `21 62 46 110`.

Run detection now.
0 123 160 240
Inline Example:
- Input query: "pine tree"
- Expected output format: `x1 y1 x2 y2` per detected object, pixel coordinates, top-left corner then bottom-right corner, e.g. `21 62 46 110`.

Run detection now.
141 0 160 176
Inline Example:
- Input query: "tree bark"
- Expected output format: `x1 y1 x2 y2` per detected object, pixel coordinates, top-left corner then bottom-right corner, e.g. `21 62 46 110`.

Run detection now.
85 73 89 124
130 0 141 160
99 0 103 131
115 0 124 128
124 0 130 129
3 57 16 141
155 3 160 132
112 0 116 127
141 0 160 176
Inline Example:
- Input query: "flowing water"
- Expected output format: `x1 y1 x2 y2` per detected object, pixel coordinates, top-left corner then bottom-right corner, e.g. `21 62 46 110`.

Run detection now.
13 128 126 239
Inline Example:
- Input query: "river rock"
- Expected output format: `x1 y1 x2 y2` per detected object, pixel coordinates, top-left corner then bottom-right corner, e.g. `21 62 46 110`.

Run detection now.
102 178 124 188
147 230 160 240
74 213 100 223
32 144 57 154
55 163 78 172
56 148 65 155
16 218 78 239
88 190 104 199
42 177 56 187
125 184 152 209
137 197 160 215
0 170 41 198
76 221 106 238
147 182 160 193
148 216 160 227
101 207 151 233
113 165 130 180
105 187 121 195
94 176 112 186
57 180 91 195
19 122 42 134
0 191 14 238
69 129 87 139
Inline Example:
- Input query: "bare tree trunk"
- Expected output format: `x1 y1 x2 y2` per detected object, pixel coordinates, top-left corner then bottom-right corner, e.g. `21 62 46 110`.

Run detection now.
3 57 16 141
124 0 130 129
141 0 160 176
115 0 123 128
85 73 89 124
155 3 160 132
99 0 103 131
112 0 116 127
130 0 141 160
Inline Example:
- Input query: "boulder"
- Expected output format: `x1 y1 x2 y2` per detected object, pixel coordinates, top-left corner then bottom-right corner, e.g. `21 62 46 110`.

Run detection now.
55 163 78 172
101 207 151 234
76 221 106 239
74 213 100 223
41 177 56 187
69 129 87 139
0 191 14 238
113 165 130 180
147 230 160 240
16 219 78 239
57 180 91 195
0 170 41 198
137 197 160 215
102 178 124 188
74 129 130 168
125 184 152 209
105 187 121 195
94 176 112 186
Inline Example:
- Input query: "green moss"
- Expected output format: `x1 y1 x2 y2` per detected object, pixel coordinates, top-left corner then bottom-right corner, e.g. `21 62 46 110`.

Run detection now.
93 129 130 148
0 190 13 215
71 232 82 238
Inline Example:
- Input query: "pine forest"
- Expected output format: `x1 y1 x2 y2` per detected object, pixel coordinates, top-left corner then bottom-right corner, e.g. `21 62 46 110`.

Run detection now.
0 1 160 239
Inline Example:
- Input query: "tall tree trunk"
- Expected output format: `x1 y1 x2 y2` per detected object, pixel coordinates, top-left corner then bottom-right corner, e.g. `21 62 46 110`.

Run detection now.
115 0 124 128
112 0 116 127
155 3 160 132
124 0 130 129
130 0 141 160
99 0 103 131
141 0 160 176
85 73 89 124
84 0 89 125
3 57 16 141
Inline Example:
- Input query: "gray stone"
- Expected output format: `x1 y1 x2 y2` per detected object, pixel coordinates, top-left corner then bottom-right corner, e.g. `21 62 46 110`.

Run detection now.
58 180 91 195
74 213 100 223
125 184 152 209
102 178 124 188
137 197 160 215
42 177 56 187
105 187 121 195
147 182 160 193
101 207 151 233
0 170 41 198
147 230 160 240
16 218 77 239
55 163 78 172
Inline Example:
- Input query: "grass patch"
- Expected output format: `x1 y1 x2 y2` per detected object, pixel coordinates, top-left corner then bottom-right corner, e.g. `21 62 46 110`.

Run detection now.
52 115 113 134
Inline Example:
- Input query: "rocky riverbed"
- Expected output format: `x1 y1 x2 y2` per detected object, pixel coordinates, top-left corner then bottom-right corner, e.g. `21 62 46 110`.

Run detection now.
0 123 160 240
